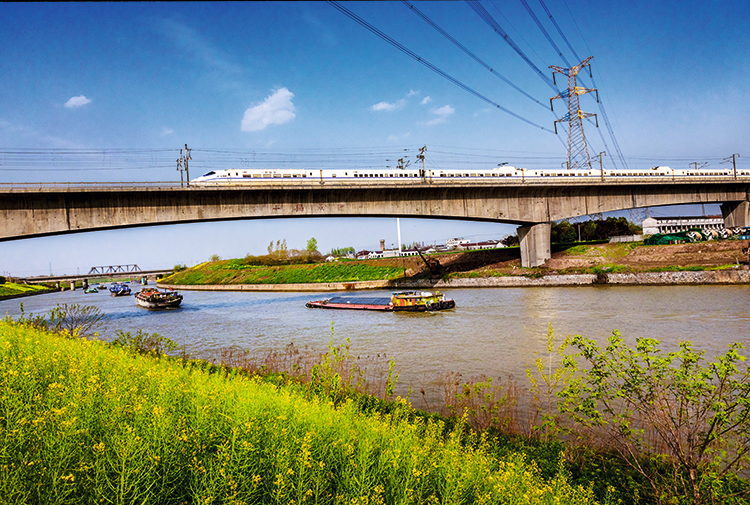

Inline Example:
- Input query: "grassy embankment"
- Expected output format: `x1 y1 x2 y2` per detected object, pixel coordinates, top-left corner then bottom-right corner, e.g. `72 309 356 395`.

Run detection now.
449 241 746 279
162 259 405 285
163 241 750 285
0 320 600 505
0 282 56 299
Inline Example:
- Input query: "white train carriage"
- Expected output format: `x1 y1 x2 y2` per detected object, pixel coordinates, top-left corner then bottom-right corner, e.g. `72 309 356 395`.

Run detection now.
191 165 746 184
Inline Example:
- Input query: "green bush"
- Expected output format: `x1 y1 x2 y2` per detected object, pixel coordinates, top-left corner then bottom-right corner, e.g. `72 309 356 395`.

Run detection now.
559 332 750 505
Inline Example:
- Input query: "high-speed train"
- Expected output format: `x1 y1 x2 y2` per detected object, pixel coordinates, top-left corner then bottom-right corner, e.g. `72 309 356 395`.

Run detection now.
191 165 749 184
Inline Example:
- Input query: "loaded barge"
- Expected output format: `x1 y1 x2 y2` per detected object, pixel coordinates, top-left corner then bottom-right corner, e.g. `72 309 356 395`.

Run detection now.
306 291 455 312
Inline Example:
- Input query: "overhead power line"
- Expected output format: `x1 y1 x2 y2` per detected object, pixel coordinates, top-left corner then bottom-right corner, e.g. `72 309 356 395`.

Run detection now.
519 0 570 67
401 0 548 110
466 0 559 93
327 1 555 134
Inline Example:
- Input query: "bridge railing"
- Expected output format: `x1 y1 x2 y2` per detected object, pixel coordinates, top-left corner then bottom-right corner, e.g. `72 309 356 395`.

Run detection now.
0 177 744 192
0 181 185 191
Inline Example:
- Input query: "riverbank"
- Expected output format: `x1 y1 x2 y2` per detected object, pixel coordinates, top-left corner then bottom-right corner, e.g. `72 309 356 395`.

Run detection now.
159 268 750 291
0 282 57 301
0 320 600 505
159 240 750 291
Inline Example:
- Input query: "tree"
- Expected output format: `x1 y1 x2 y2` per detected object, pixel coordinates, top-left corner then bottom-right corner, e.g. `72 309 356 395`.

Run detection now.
209 253 221 262
306 237 318 254
551 221 577 243
501 233 519 247
560 333 750 504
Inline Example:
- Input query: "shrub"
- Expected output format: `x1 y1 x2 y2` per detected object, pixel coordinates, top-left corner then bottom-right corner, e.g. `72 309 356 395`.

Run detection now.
0 276 6 285
111 329 179 357
560 332 750 505
11 303 105 338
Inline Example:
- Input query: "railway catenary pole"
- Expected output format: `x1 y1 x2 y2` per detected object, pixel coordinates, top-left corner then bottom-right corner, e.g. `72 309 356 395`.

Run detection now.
722 153 740 180
594 151 606 181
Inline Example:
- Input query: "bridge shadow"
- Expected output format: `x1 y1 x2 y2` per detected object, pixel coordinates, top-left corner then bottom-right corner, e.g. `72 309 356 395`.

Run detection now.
388 247 522 285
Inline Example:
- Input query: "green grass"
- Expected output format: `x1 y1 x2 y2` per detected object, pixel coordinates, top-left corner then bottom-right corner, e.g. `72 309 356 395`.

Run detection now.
0 282 55 298
164 262 405 285
0 320 601 504
644 264 739 272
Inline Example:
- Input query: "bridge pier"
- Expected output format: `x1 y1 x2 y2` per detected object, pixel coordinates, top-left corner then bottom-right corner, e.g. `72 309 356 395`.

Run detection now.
721 201 750 228
518 223 551 268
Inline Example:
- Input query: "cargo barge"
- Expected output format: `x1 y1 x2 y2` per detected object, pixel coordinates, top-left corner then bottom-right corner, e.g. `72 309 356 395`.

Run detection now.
305 291 455 312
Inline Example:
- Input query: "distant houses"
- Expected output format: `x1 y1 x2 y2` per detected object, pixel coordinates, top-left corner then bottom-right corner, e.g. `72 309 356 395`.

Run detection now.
347 237 503 261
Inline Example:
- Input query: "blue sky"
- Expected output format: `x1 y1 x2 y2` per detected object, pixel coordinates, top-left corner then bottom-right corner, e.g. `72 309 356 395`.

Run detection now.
1 1 748 276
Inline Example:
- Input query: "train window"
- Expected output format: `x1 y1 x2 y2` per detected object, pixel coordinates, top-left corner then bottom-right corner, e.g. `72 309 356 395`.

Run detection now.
440 173 446 177
331 174 336 177
273 174 281 178
292 174 299 177
470 173 477 177
243 174 252 178
283 174 291 178
389 174 394 177
252 174 262 178
302 174 307 177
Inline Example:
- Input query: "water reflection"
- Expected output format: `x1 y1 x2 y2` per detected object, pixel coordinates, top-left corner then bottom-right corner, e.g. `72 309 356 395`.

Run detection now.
2 285 749 396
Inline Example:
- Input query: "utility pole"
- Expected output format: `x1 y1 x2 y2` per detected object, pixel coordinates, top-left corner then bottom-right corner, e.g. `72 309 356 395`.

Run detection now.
416 145 427 179
176 155 184 187
593 151 606 181
183 144 192 186
721 153 740 180
690 161 708 171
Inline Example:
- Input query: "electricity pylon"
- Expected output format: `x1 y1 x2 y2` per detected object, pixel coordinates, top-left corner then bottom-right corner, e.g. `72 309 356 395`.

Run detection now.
550 56 599 170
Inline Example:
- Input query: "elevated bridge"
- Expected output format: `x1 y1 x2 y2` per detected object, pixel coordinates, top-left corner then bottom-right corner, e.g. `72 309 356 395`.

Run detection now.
18 269 175 284
1 179 748 267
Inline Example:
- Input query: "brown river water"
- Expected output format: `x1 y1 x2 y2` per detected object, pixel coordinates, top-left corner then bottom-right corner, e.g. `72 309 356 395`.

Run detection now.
2 284 749 401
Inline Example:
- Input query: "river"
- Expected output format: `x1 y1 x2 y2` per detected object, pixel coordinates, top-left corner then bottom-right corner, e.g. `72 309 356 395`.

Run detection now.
2 284 749 402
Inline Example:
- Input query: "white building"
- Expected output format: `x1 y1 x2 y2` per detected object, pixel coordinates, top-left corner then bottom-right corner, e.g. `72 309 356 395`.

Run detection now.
446 238 470 248
642 216 725 236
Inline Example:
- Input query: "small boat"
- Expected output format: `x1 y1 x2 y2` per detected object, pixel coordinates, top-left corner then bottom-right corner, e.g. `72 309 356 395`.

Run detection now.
135 287 183 309
84 287 99 294
109 283 132 296
306 291 455 312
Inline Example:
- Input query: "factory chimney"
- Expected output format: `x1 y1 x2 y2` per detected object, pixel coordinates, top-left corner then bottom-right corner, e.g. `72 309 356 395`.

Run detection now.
380 239 385 252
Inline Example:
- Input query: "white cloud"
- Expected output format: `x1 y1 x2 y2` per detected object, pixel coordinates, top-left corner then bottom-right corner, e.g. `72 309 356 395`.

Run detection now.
161 127 174 135
64 95 92 108
371 99 406 111
473 108 492 117
241 88 296 132
421 96 432 105
420 105 455 125
406 89 419 97
433 105 455 116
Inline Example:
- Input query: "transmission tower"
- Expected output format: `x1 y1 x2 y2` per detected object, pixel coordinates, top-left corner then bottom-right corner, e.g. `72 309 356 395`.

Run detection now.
550 56 599 170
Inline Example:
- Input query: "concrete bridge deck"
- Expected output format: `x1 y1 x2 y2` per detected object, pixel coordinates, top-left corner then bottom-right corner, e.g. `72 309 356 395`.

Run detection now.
2 179 748 267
